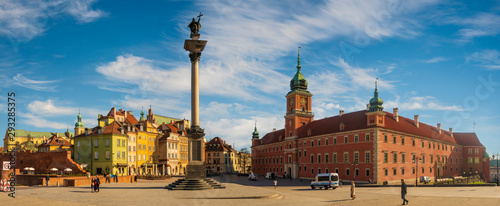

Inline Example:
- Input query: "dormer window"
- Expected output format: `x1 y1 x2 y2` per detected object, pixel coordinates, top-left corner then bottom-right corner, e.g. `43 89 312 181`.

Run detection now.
308 129 311 136
339 122 345 131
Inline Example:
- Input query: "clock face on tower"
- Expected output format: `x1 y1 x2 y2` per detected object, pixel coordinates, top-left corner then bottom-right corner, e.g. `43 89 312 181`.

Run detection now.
289 98 294 106
301 97 307 105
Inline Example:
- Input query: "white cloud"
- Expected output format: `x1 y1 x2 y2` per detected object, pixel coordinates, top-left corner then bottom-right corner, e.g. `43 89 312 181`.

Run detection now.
384 96 466 111
23 99 104 130
445 12 500 41
331 58 395 90
13 74 57 92
0 0 106 41
466 49 500 70
203 114 284 150
66 0 106 23
20 113 71 130
423 57 449 63
27 99 74 116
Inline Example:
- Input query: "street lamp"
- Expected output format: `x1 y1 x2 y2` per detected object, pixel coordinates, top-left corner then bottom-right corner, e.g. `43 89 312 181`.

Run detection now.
493 153 498 185
415 157 421 187
351 160 358 181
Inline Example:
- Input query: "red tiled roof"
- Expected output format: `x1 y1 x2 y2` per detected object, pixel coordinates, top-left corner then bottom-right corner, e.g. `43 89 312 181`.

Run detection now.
125 115 138 125
260 110 460 146
166 123 179 133
39 134 71 147
255 129 285 146
383 112 456 144
101 121 122 135
453 133 483 147
205 137 236 151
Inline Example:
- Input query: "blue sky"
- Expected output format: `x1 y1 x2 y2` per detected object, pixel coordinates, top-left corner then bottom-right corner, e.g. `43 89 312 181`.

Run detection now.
1 0 499 155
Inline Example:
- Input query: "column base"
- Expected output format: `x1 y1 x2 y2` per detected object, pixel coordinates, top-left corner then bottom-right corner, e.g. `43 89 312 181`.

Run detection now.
186 163 206 179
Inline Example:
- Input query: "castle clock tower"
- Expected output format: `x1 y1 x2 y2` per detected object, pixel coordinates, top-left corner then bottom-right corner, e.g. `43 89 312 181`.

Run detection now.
285 49 314 138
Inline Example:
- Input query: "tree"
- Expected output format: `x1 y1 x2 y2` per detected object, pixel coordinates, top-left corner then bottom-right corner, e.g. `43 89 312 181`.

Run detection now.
240 147 249 154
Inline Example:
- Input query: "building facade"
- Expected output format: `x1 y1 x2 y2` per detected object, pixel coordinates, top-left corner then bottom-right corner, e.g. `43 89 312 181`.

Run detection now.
251 52 490 184
74 109 129 175
3 129 73 152
205 137 243 174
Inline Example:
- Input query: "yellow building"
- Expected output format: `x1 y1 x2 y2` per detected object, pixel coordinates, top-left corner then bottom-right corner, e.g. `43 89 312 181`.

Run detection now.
3 129 73 152
136 109 159 175
37 134 72 152
74 114 129 176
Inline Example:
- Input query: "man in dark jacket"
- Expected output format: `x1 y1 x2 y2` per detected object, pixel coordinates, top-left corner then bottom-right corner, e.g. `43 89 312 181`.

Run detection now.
401 179 409 205
95 177 101 192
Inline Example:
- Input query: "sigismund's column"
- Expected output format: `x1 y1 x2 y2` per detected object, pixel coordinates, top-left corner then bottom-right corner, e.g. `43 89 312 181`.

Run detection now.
184 14 207 180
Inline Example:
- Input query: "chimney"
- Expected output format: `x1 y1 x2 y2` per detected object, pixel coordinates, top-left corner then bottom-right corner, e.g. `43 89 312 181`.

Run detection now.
437 123 441 133
393 108 399 122
339 110 344 116
273 128 277 132
113 107 116 117
414 115 419 128
366 104 370 111
124 110 128 119
449 128 453 137
128 111 133 115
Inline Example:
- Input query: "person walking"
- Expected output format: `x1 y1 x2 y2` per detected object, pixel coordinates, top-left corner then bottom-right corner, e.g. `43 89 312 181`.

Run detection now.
350 181 356 200
401 179 409 205
45 175 50 187
91 177 95 193
339 178 342 188
95 177 101 193
274 180 277 189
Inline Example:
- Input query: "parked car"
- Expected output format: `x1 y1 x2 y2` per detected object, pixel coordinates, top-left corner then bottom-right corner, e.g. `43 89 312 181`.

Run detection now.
248 172 257 181
420 176 431 183
311 173 339 190
265 172 276 179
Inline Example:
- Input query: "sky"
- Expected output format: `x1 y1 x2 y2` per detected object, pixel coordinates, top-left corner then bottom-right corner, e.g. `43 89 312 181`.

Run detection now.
0 0 499 155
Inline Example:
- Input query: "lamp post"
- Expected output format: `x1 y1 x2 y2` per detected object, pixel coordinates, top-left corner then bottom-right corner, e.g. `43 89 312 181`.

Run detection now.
351 160 358 181
415 157 421 187
493 153 498 185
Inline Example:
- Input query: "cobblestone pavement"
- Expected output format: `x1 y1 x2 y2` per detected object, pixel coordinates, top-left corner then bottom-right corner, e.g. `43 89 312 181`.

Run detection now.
0 176 499 206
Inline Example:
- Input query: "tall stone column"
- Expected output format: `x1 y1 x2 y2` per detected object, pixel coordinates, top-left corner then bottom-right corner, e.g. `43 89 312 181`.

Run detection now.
184 33 207 180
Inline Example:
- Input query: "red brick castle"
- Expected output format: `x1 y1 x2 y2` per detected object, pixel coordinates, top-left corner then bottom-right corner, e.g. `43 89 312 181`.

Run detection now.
251 51 490 184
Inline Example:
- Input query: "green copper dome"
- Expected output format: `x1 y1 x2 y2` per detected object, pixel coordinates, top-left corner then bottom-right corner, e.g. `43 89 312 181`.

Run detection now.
75 111 84 128
369 81 384 112
140 107 146 121
252 121 259 139
289 48 308 93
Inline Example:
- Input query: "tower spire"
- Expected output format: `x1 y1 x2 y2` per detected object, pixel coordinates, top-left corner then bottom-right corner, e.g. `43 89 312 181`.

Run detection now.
297 47 301 71
140 106 146 121
252 121 259 139
369 78 384 112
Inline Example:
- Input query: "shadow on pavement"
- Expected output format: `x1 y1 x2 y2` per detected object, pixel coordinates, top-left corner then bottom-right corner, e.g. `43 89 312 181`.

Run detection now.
325 199 353 202
96 187 165 190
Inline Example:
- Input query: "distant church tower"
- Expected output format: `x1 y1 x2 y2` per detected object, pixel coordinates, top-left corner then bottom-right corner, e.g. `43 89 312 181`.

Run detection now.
74 110 85 136
252 121 259 139
139 107 146 122
366 80 386 127
284 48 314 138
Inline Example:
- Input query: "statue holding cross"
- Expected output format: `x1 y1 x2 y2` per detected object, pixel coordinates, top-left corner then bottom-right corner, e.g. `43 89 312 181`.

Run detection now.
188 12 203 34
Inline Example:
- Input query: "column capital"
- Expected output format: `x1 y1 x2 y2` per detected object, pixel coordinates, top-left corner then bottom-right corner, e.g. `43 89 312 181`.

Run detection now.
187 125 205 139
189 51 202 62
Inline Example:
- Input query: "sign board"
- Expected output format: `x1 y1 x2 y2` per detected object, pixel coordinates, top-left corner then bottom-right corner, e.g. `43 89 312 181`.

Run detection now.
2 161 10 170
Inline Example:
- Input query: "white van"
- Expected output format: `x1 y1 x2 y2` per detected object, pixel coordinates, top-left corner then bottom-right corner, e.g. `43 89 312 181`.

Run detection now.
311 173 340 190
